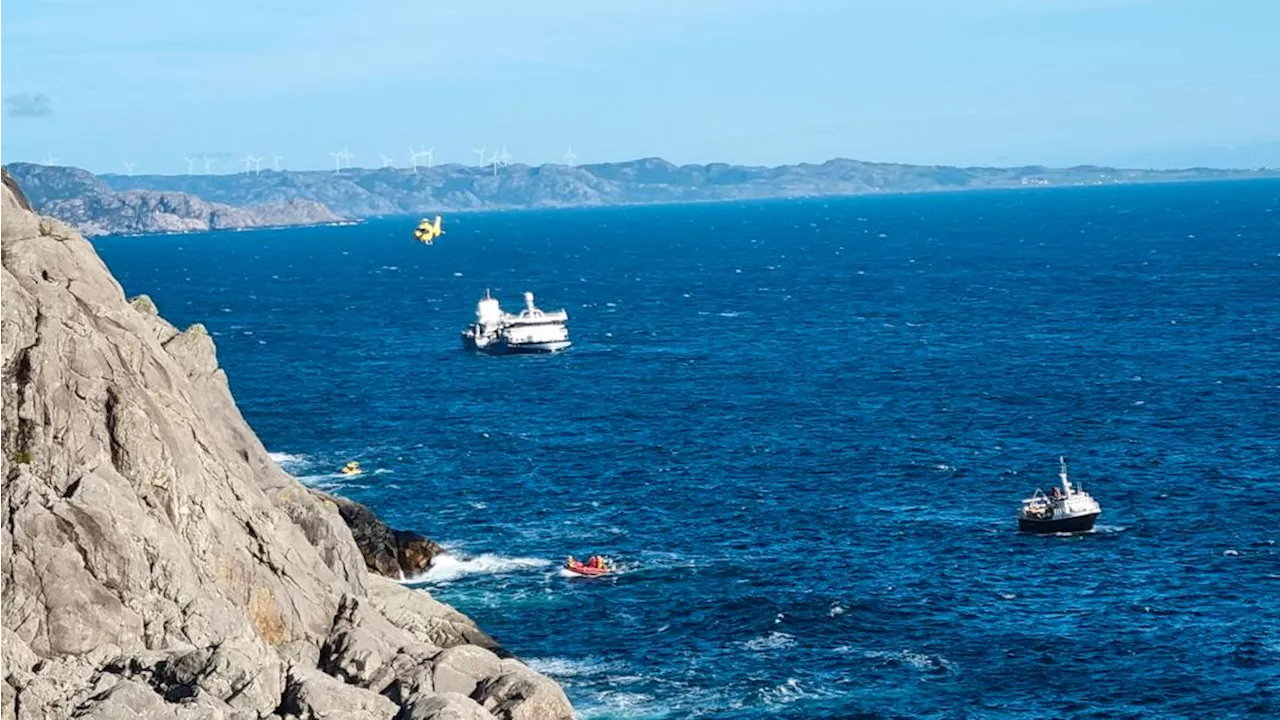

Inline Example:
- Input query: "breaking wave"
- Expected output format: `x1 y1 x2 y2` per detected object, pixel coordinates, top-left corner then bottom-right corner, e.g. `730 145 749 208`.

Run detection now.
417 553 552 583
267 451 308 468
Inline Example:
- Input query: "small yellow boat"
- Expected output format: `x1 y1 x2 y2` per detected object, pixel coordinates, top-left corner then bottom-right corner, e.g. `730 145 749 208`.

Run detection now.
339 461 363 476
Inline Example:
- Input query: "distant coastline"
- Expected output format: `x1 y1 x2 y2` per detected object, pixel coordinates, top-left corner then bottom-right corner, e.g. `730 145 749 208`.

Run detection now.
5 158 1277 238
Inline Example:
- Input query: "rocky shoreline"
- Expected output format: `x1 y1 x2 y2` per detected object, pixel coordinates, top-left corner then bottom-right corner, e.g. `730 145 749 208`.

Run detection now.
0 169 571 719
310 491 446 583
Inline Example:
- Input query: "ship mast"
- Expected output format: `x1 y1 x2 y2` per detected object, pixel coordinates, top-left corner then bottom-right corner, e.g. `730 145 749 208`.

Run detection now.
1059 456 1073 496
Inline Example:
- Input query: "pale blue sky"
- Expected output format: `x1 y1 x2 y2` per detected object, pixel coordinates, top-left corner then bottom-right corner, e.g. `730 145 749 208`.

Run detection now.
3 0 1277 174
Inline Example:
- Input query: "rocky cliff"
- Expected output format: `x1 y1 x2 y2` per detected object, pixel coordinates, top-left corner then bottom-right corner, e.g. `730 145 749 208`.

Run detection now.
0 170 571 719
3 164 344 237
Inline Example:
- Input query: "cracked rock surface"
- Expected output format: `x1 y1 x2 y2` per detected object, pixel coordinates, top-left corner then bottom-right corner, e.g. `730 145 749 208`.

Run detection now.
0 170 571 720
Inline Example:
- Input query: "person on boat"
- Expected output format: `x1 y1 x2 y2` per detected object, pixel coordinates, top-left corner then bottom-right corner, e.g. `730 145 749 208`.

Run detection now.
566 555 577 568
1051 486 1064 500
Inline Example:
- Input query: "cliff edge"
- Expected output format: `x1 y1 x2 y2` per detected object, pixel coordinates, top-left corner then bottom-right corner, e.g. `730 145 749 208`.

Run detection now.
0 171 571 719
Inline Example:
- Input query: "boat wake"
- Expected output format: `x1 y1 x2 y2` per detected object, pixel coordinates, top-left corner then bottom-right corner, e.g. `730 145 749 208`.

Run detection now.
1091 524 1128 534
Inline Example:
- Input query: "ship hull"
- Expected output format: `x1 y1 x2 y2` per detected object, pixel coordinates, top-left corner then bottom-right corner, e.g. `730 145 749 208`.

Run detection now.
499 340 572 354
1018 512 1099 534
461 333 571 355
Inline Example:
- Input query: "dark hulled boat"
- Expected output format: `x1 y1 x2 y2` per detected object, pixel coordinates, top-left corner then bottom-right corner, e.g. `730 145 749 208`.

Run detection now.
1018 457 1101 534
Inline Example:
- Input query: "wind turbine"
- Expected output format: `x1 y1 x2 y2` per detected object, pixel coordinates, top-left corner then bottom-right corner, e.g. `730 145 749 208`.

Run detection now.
496 145 513 166
424 147 434 169
184 156 197 175
43 153 58 165
341 148 354 169
563 145 578 165
471 147 488 167
202 156 216 174
123 161 136 177
408 147 431 172
271 153 283 171
380 153 394 169
241 154 256 174
330 150 345 173
250 155 263 174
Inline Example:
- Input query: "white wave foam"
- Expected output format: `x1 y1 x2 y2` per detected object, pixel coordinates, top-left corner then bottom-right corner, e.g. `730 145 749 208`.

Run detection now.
864 649 953 672
268 451 308 466
525 657 626 678
294 474 345 488
757 677 835 707
577 691 666 720
419 553 551 583
743 632 796 651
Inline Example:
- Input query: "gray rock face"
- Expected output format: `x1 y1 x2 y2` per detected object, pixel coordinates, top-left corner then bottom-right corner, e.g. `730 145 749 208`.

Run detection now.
1 178 570 719
399 692 493 720
2 170 33 210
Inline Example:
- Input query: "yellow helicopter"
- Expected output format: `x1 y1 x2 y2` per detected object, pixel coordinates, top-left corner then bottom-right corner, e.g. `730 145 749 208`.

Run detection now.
414 215 444 245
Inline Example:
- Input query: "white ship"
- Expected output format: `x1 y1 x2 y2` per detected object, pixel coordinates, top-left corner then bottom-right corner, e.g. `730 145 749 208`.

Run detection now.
1017 457 1102 534
461 290 571 355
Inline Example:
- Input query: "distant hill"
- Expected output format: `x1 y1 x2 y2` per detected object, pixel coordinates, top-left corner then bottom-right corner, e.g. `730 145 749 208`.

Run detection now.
6 158 1278 236
88 158 1280 216
3 163 345 237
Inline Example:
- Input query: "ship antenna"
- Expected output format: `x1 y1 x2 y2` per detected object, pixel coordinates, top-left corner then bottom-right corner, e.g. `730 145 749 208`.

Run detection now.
1059 456 1073 495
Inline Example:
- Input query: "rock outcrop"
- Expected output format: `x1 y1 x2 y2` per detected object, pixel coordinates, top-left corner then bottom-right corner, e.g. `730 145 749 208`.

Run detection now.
311 491 446 580
0 173 570 719
4 163 344 237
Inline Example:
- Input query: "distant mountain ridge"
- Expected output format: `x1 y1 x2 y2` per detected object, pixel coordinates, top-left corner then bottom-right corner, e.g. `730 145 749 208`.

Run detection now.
93 158 1279 218
3 162 344 237
6 158 1278 237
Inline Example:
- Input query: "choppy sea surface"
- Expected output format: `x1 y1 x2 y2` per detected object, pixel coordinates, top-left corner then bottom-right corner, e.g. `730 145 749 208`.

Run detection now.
97 182 1280 719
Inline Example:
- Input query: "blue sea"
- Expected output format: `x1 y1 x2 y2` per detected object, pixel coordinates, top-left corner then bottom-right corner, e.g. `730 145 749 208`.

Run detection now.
97 182 1280 719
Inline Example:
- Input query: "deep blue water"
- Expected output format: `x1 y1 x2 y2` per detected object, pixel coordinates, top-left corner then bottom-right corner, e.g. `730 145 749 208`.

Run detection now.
97 182 1280 719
